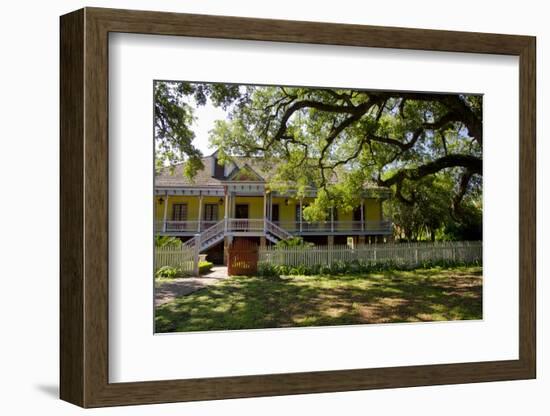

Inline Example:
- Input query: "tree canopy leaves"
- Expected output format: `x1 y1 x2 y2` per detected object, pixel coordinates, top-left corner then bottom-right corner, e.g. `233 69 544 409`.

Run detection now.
154 81 482 240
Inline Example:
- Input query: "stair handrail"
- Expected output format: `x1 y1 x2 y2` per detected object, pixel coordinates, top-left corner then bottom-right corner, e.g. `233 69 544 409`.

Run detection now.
182 235 199 250
181 219 225 251
265 219 292 240
200 219 226 245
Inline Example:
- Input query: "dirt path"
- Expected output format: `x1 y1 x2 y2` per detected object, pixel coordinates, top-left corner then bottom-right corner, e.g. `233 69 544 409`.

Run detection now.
155 266 229 307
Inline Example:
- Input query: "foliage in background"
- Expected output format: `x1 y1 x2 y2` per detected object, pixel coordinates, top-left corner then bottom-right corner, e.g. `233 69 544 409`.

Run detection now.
154 81 247 177
274 236 314 248
442 199 483 241
385 173 482 241
155 81 483 239
154 235 183 248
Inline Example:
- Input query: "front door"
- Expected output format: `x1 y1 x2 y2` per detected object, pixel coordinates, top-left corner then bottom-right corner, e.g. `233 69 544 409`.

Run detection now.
203 203 218 230
235 204 249 219
353 206 363 221
235 204 249 231
353 206 364 231
271 204 280 222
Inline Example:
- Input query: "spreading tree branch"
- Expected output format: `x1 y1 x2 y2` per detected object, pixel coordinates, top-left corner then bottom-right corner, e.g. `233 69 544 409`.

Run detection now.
379 154 482 188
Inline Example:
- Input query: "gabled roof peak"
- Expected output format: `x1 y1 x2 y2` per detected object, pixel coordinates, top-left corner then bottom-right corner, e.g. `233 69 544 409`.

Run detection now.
226 163 265 182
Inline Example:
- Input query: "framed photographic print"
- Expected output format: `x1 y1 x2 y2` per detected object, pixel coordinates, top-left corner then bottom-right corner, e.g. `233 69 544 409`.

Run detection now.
60 7 536 408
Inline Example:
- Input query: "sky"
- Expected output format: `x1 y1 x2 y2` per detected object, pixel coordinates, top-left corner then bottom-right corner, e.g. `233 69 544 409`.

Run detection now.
188 98 228 156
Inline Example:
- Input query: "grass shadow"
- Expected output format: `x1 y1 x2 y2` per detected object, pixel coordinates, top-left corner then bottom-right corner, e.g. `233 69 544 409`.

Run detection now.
155 266 482 332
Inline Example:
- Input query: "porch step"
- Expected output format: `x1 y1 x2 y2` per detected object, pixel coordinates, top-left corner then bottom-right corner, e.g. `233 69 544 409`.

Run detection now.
200 233 225 251
184 219 292 254
265 233 280 244
265 219 292 244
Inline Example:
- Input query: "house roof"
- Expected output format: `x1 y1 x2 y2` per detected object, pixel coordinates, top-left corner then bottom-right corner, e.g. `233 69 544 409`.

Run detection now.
155 154 276 188
155 156 225 187
155 152 391 197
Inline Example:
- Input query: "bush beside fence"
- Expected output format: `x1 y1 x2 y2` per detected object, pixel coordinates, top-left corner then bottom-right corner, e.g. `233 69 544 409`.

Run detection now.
259 241 482 274
155 247 195 275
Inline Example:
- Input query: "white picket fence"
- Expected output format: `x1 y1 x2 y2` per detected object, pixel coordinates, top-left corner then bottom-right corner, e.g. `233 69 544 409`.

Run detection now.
259 241 482 268
155 246 195 274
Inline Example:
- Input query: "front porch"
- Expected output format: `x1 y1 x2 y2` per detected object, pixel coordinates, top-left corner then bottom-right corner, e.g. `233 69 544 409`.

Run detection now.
155 185 392 267
155 218 393 236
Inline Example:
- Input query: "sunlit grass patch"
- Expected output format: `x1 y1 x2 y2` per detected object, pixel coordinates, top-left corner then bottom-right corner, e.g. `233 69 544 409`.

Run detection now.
155 266 482 333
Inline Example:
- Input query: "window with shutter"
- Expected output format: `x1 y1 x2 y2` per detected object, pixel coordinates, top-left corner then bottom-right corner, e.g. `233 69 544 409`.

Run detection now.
172 204 188 221
203 204 218 221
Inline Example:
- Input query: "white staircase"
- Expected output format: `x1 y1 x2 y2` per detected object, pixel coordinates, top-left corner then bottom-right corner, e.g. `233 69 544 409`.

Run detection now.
264 219 292 243
181 218 292 275
182 219 226 253
183 218 291 255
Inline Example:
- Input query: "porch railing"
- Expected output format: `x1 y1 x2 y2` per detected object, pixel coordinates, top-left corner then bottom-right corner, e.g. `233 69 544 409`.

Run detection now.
156 220 220 233
226 218 265 232
273 220 392 234
156 219 393 235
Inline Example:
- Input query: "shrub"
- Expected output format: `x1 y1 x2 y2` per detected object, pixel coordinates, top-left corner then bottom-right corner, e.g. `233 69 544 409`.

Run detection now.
155 265 179 279
155 235 182 248
198 261 214 275
258 263 278 277
257 258 481 278
275 236 314 248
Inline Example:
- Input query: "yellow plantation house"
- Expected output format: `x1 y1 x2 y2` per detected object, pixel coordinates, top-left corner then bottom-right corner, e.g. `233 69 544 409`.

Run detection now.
155 151 392 264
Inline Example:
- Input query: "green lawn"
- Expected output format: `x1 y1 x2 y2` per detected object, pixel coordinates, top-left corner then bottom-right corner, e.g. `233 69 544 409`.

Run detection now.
155 266 482 333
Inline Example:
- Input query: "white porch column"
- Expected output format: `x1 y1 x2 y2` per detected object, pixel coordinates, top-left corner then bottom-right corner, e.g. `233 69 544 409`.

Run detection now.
262 189 267 233
197 193 203 232
360 199 364 231
224 188 229 232
330 206 334 232
162 194 169 232
299 198 303 232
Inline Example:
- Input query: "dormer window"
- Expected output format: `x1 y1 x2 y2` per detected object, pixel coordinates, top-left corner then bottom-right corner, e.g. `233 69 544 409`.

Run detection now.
214 159 225 179
211 151 225 179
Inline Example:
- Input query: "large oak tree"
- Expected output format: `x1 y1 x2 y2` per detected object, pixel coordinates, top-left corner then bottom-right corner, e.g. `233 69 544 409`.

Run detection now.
155 82 482 229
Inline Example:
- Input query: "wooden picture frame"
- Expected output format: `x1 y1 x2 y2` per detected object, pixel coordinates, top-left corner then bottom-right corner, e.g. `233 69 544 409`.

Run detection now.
60 7 536 408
